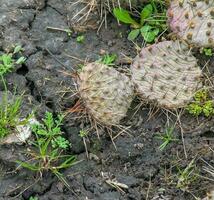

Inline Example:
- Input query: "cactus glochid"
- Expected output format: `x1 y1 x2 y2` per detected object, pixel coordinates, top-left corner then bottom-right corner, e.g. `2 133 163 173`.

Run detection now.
167 0 214 47
131 40 202 109
77 62 134 126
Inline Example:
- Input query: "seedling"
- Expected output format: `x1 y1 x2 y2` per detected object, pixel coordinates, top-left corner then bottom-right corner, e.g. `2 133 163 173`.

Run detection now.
113 1 167 42
0 45 26 77
79 129 89 158
156 126 178 151
176 158 199 192
98 53 117 66
76 35 85 43
186 89 214 117
79 129 88 138
17 112 76 186
77 63 85 73
29 197 38 200
201 48 213 57
0 90 30 138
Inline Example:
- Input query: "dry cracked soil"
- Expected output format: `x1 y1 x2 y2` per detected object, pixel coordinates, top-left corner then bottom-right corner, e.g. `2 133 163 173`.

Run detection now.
0 0 214 200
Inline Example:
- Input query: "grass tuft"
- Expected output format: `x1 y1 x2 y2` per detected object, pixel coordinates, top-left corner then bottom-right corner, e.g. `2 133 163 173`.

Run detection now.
0 91 22 138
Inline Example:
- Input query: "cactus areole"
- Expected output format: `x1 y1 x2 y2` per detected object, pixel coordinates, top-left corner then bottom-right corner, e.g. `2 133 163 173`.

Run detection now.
131 40 202 109
168 0 214 47
77 63 134 126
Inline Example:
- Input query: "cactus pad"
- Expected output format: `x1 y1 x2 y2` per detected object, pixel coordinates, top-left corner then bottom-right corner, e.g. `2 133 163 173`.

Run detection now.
167 0 214 47
131 40 202 109
77 63 134 125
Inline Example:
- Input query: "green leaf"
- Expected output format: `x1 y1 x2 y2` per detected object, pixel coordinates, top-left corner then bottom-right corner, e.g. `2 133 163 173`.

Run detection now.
2 54 13 66
57 155 76 169
140 25 152 33
51 136 70 149
128 29 140 41
141 26 159 43
141 4 153 24
152 28 160 36
13 45 23 54
76 35 85 43
142 31 156 43
16 56 26 64
16 161 39 171
113 8 139 26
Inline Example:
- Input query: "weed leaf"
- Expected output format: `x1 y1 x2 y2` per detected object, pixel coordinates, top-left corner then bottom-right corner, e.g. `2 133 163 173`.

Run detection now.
113 8 139 26
128 29 140 41
141 4 153 24
16 161 39 171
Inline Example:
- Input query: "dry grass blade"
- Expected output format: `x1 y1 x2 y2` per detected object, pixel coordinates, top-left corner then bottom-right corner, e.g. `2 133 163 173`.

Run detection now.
71 0 98 24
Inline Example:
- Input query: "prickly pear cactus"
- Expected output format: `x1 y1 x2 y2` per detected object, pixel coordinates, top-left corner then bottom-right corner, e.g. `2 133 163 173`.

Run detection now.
131 40 202 109
167 0 214 47
77 63 134 126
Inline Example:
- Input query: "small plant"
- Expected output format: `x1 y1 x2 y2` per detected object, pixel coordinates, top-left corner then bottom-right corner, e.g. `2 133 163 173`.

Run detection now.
79 129 88 138
186 89 214 117
29 197 38 200
176 159 198 192
113 1 167 42
0 45 26 77
79 129 89 158
156 126 178 151
76 35 85 43
76 63 85 73
98 53 117 66
17 112 76 185
201 48 213 57
0 91 25 138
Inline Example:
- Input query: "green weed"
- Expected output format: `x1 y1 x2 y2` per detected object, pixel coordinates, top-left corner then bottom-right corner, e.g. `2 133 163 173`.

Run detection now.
79 129 89 157
76 35 85 43
79 129 88 138
17 112 76 186
0 45 26 77
201 48 213 57
113 1 167 43
98 53 117 66
77 53 117 73
29 197 38 200
156 126 178 151
0 91 24 138
176 159 199 192
186 89 214 117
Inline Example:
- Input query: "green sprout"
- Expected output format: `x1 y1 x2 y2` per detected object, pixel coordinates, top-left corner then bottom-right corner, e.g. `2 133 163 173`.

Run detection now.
76 35 85 43
79 129 89 158
0 45 26 77
113 1 167 43
156 126 178 151
79 129 88 138
202 48 213 57
0 92 23 138
29 197 39 200
17 112 76 187
186 89 214 117
176 158 198 192
98 53 117 66
77 63 85 73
